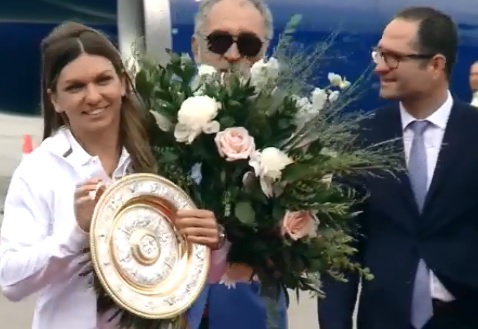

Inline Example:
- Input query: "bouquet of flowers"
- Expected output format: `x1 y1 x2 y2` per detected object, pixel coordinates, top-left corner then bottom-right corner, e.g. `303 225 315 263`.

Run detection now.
91 16 400 329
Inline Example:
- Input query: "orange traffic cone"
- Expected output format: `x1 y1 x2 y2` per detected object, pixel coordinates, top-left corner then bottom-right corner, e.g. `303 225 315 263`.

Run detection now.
22 134 34 159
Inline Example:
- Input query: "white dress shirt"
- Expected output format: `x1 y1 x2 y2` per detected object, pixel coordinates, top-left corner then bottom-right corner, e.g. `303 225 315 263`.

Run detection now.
0 127 131 329
471 91 478 107
399 90 454 302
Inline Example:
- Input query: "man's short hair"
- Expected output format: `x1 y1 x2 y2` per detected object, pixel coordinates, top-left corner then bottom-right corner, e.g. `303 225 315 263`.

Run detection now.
194 0 274 39
395 6 458 76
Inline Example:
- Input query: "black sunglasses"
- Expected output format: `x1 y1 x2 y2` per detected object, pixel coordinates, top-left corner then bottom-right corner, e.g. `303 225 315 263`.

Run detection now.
205 31 264 57
371 48 435 69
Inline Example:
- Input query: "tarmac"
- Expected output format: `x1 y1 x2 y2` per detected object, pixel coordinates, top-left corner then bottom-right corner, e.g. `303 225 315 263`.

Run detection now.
0 113 326 328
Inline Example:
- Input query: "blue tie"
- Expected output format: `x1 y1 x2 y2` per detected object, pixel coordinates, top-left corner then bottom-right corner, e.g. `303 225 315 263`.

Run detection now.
408 120 433 328
408 120 429 211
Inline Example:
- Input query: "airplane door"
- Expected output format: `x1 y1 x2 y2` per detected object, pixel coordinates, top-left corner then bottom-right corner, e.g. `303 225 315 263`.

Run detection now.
117 0 173 66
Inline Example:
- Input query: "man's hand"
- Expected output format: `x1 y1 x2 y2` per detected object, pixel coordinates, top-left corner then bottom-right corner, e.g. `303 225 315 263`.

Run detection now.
175 209 223 249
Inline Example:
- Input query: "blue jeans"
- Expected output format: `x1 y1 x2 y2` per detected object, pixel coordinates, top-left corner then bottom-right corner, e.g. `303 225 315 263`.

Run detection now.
187 282 288 329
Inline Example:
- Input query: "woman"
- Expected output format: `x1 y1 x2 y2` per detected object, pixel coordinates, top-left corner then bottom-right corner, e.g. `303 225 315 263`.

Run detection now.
0 22 223 329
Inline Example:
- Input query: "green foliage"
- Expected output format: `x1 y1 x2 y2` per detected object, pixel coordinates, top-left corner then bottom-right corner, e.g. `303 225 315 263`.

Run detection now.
133 41 398 293
92 14 402 329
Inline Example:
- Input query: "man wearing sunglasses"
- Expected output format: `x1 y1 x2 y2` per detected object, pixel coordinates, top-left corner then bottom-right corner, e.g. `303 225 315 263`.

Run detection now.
319 6 478 329
188 4 288 329
191 0 272 71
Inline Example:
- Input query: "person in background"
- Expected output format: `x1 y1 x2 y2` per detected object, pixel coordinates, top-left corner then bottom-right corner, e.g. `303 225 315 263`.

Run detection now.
186 1 288 329
469 61 478 107
0 22 223 329
318 6 478 329
191 0 270 70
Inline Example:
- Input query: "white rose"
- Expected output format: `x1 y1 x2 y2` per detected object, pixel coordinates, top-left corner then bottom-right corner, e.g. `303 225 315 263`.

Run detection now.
294 96 312 110
251 147 292 180
192 65 218 94
249 147 293 197
174 95 221 143
327 72 351 89
197 64 217 77
327 72 342 87
250 57 280 90
293 96 313 126
339 79 351 89
310 88 327 110
328 90 340 103
294 87 328 126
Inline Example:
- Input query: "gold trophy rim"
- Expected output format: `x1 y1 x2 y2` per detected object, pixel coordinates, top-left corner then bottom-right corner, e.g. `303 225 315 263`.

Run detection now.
89 173 210 319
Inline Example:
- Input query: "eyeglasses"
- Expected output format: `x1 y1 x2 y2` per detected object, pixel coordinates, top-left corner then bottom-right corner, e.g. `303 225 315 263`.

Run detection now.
205 31 264 57
371 48 435 69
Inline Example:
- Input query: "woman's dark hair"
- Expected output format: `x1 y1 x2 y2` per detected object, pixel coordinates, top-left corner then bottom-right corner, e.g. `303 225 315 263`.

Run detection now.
40 21 157 173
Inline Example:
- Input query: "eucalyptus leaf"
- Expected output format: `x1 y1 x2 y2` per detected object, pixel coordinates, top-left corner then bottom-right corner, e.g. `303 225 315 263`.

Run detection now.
234 201 256 226
272 204 286 223
135 70 153 99
284 14 302 35
220 169 226 184
219 116 235 127
160 150 178 163
281 163 318 181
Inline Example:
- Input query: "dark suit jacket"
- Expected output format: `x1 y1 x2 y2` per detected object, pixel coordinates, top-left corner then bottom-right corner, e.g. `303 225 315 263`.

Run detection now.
318 101 478 329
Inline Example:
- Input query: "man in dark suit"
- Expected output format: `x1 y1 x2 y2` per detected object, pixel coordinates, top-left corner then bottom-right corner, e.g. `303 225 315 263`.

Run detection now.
318 6 478 329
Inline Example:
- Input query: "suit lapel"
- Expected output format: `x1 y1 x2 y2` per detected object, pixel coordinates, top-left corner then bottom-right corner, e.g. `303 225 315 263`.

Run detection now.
372 102 467 232
423 102 465 215
373 106 419 222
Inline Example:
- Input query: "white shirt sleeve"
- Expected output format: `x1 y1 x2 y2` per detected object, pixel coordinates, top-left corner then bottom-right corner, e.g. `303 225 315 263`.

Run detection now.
0 167 89 302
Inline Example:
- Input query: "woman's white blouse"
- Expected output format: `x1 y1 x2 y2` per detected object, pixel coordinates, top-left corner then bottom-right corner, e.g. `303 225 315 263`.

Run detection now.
0 128 131 329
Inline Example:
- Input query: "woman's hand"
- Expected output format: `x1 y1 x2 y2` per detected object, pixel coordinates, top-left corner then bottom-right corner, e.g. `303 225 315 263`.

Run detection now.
74 178 104 232
175 209 224 249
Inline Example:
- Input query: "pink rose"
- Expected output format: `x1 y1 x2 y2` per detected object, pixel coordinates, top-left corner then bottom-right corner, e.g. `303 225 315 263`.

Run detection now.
280 210 317 240
215 127 255 161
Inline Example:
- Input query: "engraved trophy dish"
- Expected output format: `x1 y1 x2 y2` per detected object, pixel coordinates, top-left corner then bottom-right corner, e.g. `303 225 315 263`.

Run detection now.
89 173 210 319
